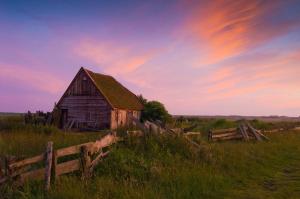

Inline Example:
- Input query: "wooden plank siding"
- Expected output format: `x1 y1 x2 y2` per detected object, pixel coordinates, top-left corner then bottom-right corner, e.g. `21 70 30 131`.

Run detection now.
56 68 142 130
58 69 112 129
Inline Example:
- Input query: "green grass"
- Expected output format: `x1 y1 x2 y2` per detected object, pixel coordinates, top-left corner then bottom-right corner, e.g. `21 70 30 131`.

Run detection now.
1 116 300 198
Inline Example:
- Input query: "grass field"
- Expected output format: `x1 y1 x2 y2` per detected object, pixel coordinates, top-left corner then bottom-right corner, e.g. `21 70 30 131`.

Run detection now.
1 116 300 199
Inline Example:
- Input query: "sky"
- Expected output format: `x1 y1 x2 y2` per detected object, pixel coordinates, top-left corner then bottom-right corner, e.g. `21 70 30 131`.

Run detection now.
0 0 300 116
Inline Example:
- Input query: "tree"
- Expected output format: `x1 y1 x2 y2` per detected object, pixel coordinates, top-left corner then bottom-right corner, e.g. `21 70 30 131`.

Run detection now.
137 95 147 106
138 95 172 124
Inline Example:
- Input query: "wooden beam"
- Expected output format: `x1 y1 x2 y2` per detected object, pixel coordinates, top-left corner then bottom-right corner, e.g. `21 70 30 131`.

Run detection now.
55 159 81 177
20 168 45 181
56 142 94 158
211 128 237 134
90 133 119 154
89 151 110 173
212 134 243 141
184 132 201 136
241 124 250 141
9 154 44 170
255 130 270 141
246 123 263 141
212 132 238 138
238 125 248 141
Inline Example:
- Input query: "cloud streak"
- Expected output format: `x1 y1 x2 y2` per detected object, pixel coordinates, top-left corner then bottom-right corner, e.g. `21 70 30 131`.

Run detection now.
0 63 66 94
74 39 163 76
181 0 300 64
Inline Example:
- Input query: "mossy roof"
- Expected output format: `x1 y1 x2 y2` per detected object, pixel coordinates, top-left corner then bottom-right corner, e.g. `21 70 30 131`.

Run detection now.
84 68 143 111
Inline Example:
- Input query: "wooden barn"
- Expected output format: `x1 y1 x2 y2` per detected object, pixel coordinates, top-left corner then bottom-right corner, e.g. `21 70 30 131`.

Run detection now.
55 67 143 130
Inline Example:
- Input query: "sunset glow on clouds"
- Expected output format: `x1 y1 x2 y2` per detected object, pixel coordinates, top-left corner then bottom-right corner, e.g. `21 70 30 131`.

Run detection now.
0 0 300 116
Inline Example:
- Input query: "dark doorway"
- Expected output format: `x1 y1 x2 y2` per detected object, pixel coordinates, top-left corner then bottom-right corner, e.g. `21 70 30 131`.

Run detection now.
60 109 68 128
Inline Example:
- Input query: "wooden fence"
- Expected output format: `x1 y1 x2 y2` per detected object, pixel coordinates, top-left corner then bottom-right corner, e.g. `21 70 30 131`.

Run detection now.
0 132 119 191
209 123 269 142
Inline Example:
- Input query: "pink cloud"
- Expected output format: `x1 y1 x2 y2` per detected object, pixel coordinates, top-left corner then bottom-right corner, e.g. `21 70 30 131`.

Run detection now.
194 49 300 104
180 0 300 65
73 39 162 76
0 63 66 94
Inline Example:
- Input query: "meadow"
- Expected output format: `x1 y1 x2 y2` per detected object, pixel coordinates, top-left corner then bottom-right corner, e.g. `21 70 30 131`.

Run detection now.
1 116 300 199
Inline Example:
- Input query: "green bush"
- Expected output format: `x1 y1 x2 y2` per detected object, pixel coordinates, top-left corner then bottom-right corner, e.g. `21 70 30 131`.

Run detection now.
137 95 172 124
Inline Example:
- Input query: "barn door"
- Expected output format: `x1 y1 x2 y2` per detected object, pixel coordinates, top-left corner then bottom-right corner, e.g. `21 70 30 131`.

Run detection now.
60 109 68 128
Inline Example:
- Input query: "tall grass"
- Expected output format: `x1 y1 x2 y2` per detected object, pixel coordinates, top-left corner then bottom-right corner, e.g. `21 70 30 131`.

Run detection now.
0 116 102 157
1 116 300 198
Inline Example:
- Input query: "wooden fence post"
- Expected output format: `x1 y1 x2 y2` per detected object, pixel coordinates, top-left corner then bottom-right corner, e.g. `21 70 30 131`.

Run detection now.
80 145 91 179
44 142 53 191
51 150 57 183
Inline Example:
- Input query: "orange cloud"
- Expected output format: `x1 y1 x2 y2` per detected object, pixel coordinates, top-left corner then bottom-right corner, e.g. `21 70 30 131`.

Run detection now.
74 40 160 76
182 0 299 65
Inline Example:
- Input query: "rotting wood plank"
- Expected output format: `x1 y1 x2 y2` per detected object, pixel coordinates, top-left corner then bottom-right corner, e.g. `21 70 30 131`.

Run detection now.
9 154 44 170
56 159 81 177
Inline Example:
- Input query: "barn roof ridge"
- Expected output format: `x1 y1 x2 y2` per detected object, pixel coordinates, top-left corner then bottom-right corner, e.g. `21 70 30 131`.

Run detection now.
82 67 143 111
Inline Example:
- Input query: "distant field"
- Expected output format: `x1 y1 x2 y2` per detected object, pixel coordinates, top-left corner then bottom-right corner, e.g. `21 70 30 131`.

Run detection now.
0 112 23 117
1 115 300 199
174 115 300 122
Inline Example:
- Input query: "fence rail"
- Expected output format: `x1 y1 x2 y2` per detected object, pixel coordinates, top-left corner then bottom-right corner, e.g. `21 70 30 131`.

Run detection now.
209 123 269 142
0 132 119 191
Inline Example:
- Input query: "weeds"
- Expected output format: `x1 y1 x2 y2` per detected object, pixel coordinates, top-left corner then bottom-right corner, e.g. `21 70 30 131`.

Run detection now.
1 116 300 198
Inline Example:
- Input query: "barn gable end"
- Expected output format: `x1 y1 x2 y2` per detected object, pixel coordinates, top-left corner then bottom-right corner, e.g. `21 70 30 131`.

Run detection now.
57 68 112 129
56 67 143 130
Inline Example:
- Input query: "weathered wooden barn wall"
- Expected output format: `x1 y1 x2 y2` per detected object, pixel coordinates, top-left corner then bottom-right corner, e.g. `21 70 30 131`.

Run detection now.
110 110 141 129
56 67 143 130
58 70 112 128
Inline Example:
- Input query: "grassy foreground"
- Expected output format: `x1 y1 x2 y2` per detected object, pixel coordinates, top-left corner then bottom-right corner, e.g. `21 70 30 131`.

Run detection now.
1 117 300 199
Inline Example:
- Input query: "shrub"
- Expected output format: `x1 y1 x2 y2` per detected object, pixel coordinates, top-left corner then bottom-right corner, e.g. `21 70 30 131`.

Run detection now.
137 95 172 124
